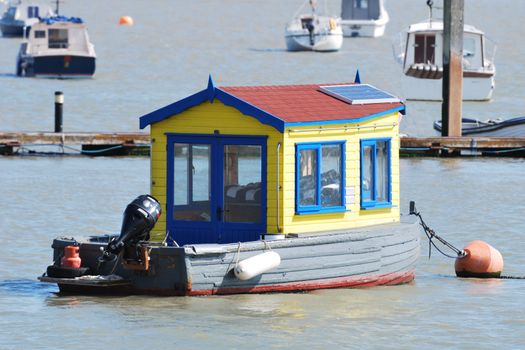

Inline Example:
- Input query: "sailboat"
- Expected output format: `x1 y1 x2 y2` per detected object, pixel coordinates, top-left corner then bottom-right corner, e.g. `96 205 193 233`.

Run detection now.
284 0 343 52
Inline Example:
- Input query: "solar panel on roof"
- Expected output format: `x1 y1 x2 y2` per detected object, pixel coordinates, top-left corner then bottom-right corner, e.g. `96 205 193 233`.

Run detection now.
319 84 401 104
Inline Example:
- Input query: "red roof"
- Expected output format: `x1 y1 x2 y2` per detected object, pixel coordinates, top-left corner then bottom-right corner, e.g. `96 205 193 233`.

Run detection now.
220 84 404 124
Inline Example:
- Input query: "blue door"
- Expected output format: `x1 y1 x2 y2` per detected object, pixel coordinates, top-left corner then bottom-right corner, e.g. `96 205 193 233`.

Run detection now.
166 134 267 245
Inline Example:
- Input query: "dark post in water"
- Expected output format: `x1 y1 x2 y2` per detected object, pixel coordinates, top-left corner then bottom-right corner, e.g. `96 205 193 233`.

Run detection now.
441 0 463 137
54 91 63 133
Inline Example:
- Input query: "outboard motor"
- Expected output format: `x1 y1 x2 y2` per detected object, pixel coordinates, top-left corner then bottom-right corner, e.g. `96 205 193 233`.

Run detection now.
101 195 161 262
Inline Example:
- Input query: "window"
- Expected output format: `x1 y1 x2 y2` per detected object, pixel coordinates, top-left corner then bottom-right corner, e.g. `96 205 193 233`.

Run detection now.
34 30 46 39
414 34 435 64
295 142 345 214
354 0 368 9
360 139 391 209
173 143 211 222
48 29 68 49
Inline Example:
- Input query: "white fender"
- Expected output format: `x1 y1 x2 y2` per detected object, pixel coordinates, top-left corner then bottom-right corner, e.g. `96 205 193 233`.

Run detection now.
234 251 281 281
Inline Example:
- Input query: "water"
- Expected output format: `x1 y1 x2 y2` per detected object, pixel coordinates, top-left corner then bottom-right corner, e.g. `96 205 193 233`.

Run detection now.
1 0 525 349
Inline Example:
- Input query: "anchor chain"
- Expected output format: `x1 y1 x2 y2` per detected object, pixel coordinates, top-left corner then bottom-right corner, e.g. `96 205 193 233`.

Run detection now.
410 202 466 259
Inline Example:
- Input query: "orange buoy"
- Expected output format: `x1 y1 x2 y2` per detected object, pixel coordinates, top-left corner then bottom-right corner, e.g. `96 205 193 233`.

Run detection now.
61 245 81 269
119 16 134 26
455 240 503 278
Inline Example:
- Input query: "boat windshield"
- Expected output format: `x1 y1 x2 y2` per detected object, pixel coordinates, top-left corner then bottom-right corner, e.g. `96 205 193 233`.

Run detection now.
48 28 68 49
6 6 17 18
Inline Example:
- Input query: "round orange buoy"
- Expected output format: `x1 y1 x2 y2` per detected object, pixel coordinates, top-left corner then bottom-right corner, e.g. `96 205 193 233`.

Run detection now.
119 16 134 26
455 240 503 278
61 245 81 268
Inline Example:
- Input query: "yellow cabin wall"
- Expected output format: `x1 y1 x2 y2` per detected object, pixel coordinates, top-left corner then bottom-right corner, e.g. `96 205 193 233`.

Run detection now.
148 99 282 241
147 98 401 240
280 112 401 234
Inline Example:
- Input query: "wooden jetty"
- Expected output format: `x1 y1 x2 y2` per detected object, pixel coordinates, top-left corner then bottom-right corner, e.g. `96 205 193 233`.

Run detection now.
0 131 150 156
1 131 525 157
401 136 525 157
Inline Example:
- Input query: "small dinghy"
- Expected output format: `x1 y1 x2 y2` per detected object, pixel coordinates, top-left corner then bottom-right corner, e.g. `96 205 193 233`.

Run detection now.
433 117 525 137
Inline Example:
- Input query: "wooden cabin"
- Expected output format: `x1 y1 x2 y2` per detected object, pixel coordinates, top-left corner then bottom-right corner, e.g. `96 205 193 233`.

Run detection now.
139 77 405 245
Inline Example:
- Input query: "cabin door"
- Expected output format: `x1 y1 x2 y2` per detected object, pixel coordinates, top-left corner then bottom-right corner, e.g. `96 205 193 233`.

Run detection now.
166 134 267 245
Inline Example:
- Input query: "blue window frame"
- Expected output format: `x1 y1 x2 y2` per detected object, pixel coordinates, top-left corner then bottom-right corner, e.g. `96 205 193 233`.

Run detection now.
295 141 345 214
360 138 392 209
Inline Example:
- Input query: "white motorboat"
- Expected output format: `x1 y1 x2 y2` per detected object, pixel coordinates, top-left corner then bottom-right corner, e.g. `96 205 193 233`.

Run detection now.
16 15 96 78
284 0 343 52
393 2 496 101
340 0 389 37
0 0 54 37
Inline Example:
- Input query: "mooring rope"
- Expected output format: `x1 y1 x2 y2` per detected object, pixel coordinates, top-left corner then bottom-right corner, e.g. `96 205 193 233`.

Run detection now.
411 206 466 259
235 242 242 268
411 205 525 280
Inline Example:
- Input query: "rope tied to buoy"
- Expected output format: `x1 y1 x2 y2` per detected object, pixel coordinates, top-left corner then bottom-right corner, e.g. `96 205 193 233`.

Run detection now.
410 202 466 260
409 202 525 279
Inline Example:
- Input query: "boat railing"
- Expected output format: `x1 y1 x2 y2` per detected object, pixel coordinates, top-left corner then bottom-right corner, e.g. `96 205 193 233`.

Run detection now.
483 35 497 69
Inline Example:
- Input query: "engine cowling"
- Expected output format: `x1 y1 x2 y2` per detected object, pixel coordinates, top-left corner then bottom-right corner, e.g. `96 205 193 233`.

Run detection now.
101 195 161 261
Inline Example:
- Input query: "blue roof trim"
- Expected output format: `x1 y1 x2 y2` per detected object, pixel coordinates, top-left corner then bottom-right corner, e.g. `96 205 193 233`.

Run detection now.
139 89 208 129
284 105 405 128
214 89 286 132
139 86 285 131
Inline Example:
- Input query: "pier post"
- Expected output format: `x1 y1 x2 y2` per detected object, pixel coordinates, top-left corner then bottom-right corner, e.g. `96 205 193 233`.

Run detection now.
441 0 463 138
54 91 63 133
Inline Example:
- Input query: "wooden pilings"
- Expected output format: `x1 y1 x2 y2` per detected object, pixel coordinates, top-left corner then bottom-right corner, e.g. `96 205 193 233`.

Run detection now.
54 91 64 133
441 0 464 138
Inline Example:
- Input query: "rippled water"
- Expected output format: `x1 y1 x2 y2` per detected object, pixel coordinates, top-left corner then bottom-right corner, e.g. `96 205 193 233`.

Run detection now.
1 0 525 349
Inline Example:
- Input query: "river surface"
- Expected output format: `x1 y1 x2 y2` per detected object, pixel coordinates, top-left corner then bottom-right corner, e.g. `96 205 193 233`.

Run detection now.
1 1 524 349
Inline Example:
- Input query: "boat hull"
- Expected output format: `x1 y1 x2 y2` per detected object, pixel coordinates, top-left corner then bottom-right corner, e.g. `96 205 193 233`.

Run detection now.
39 217 421 296
285 33 343 52
18 54 96 78
433 117 525 137
0 21 25 36
340 16 388 37
400 73 495 101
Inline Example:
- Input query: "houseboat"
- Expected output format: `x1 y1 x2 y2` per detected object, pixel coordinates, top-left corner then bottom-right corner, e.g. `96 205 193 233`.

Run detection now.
340 0 389 37
39 77 422 296
0 1 54 37
16 15 96 78
393 3 496 101
285 0 343 52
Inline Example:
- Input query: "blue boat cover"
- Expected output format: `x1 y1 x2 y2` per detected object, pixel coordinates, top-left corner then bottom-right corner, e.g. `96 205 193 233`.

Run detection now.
40 16 84 24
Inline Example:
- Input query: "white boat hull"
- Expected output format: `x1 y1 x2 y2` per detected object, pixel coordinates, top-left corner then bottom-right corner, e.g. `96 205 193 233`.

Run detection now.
285 32 343 52
400 74 495 101
340 14 388 37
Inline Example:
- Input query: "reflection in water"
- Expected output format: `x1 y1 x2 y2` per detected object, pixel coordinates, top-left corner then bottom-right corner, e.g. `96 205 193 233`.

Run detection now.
0 279 57 297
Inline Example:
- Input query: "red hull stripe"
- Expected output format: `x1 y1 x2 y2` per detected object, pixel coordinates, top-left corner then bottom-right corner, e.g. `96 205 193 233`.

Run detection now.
188 269 416 296
57 270 415 296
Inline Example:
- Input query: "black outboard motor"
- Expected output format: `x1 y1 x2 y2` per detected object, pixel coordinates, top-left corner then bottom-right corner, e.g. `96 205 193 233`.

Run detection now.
101 195 161 262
